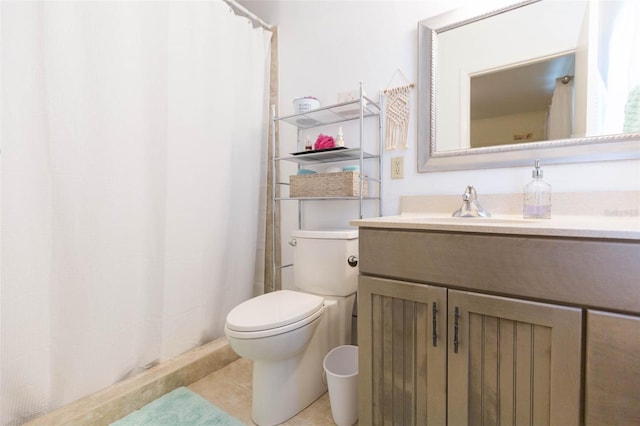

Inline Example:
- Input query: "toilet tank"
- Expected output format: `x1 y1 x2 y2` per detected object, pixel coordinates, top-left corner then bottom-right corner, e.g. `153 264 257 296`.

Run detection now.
291 229 359 296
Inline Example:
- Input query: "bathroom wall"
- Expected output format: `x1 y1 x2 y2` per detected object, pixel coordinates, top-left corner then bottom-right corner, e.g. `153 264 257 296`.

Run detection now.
238 0 640 288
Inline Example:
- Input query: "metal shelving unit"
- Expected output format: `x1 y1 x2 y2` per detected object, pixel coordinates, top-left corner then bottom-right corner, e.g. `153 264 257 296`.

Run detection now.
270 83 383 288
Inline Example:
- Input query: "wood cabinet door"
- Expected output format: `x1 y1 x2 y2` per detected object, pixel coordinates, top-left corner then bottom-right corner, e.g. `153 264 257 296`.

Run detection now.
585 310 640 425
358 276 447 426
447 290 582 426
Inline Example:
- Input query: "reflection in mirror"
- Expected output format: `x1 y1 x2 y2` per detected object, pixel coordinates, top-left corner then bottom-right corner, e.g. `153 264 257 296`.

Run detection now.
470 53 575 148
417 0 640 172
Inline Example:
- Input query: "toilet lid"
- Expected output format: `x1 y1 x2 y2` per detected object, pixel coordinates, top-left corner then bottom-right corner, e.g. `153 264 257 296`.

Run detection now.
226 290 324 332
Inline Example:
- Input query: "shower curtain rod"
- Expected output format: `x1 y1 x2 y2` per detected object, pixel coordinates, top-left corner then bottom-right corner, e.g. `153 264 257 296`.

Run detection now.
223 0 273 31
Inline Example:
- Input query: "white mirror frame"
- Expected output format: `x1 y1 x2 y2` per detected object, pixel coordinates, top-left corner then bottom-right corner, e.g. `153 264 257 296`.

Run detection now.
417 0 640 172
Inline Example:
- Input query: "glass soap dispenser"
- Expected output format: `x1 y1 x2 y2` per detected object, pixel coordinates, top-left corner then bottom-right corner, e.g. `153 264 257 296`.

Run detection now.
523 159 551 219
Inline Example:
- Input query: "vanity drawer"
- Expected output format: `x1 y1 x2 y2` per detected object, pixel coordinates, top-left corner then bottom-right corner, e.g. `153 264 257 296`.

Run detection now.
359 228 640 313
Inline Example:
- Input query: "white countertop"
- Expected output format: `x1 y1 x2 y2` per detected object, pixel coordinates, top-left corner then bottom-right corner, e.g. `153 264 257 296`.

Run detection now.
351 214 640 240
351 192 640 240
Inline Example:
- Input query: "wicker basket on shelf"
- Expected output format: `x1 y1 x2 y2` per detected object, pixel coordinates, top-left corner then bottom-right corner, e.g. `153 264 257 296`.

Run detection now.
289 171 368 197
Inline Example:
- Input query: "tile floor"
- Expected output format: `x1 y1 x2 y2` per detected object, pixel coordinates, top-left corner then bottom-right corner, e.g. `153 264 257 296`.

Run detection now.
188 357 339 425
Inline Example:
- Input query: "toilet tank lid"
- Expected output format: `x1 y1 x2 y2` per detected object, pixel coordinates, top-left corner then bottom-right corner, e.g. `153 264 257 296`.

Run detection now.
291 229 358 240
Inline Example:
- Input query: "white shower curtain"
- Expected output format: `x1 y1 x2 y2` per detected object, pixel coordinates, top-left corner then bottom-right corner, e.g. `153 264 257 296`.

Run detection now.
547 77 574 140
0 1 271 424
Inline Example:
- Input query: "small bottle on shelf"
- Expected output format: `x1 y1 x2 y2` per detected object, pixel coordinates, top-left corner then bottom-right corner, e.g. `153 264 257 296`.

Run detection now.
523 159 551 219
336 127 345 147
305 135 313 151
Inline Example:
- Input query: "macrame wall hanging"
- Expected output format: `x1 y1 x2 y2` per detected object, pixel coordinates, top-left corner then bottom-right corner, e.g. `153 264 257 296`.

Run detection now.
383 69 414 151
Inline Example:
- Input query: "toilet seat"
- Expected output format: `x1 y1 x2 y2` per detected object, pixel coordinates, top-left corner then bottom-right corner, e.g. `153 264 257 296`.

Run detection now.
225 290 324 339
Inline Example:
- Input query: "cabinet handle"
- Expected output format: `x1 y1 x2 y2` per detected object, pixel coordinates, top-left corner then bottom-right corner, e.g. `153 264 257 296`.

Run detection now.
453 306 460 354
432 302 438 347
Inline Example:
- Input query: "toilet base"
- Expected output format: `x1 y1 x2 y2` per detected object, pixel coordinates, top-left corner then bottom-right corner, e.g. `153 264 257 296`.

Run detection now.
250 298 349 425
251 346 327 425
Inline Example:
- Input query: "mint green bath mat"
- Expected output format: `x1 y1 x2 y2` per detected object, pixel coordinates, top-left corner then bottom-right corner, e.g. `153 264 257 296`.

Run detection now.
111 387 244 426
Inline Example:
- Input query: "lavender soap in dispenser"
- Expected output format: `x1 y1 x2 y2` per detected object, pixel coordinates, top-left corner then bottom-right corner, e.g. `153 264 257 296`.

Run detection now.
523 159 551 219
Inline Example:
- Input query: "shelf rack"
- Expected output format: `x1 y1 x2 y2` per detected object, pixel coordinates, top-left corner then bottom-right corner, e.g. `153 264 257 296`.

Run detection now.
270 83 383 290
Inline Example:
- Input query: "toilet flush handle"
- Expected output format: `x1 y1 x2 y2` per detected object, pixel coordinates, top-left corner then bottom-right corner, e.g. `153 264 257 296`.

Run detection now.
347 256 358 267
289 239 297 247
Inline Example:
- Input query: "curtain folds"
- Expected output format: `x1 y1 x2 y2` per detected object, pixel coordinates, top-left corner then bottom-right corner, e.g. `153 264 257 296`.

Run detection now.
547 78 574 140
1 2 271 424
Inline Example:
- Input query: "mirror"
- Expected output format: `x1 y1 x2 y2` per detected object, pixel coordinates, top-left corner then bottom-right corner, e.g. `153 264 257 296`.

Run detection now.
418 0 640 172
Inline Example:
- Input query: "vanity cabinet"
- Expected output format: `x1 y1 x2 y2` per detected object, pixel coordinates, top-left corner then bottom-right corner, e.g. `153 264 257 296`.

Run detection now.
356 226 640 425
585 310 640 425
359 276 582 426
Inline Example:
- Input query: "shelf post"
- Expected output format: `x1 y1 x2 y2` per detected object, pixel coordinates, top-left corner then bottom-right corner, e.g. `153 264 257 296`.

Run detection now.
379 92 384 217
271 104 278 292
359 82 364 219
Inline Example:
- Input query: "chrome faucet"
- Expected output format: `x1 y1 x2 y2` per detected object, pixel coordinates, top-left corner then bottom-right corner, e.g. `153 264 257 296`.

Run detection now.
452 185 491 218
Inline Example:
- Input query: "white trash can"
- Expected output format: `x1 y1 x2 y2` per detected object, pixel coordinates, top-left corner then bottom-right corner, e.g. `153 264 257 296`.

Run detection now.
323 345 358 426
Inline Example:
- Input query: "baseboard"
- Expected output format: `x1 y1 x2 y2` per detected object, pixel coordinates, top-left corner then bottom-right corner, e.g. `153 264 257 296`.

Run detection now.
25 337 239 426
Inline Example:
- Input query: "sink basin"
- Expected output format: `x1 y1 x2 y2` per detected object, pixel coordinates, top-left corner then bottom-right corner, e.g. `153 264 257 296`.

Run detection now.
403 217 541 225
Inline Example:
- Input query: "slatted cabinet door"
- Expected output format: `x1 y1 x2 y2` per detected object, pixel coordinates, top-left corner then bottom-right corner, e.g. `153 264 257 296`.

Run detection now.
358 276 447 426
447 290 582 426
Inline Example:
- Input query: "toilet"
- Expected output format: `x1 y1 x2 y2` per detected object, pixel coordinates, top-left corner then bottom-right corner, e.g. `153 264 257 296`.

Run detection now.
224 229 358 426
